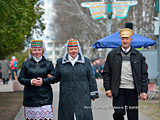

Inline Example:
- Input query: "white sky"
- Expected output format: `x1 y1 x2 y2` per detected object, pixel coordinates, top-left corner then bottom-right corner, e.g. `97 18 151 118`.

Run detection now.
34 0 55 40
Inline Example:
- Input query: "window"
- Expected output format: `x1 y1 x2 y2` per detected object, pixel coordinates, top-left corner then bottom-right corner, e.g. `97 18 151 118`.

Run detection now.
47 43 53 47
47 51 52 55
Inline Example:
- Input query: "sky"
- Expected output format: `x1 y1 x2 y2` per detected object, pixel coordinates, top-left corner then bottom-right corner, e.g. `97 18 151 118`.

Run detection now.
24 0 55 52
34 0 55 40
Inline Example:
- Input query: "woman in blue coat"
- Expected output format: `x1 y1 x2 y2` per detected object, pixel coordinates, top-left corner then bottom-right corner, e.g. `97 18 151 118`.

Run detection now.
55 39 99 120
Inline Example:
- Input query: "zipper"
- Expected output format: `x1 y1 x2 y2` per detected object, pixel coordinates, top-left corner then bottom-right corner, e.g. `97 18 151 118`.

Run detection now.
37 62 39 75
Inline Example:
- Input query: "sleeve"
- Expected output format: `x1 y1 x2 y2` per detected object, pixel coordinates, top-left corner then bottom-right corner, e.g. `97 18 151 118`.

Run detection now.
54 59 61 82
102 52 112 91
18 62 32 86
141 55 148 93
86 58 99 99
43 61 60 85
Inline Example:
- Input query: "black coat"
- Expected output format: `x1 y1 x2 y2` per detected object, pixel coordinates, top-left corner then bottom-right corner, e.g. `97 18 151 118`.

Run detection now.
56 54 99 120
18 56 57 107
103 46 148 97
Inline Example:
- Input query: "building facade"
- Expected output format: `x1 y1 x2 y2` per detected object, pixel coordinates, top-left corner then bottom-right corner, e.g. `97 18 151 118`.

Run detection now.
43 40 66 64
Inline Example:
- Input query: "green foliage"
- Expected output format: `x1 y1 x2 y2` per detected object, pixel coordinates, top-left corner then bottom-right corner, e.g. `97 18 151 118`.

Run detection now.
7 49 29 70
0 0 45 59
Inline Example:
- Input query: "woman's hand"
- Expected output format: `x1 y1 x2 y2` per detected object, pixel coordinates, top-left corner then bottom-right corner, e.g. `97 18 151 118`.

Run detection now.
36 77 43 86
31 77 43 86
31 78 37 86
47 74 53 78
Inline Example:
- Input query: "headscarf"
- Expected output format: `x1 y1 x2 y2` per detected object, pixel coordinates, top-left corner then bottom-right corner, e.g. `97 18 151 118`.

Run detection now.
62 39 85 64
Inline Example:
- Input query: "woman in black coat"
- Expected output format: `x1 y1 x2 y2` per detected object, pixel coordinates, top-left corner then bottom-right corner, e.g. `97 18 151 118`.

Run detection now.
55 39 99 120
18 40 57 120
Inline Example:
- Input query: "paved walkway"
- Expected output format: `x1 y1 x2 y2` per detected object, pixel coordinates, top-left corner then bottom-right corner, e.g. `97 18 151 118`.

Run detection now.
0 80 14 92
0 79 154 120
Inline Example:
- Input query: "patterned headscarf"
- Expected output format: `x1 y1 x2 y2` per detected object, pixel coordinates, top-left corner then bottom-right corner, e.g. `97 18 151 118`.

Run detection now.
62 39 85 63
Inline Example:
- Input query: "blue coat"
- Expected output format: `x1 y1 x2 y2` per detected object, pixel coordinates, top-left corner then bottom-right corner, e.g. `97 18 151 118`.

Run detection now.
55 54 99 120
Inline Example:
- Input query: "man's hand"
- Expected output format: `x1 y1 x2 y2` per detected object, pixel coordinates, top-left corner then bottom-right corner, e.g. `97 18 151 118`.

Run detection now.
105 90 112 98
92 98 96 101
141 93 147 101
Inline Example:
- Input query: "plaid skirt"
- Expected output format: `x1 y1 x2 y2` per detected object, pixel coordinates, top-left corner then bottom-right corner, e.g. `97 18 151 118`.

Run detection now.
24 105 54 120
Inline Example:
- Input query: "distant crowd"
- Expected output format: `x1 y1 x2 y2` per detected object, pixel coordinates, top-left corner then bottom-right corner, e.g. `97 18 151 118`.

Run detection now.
91 57 105 79
0 56 18 84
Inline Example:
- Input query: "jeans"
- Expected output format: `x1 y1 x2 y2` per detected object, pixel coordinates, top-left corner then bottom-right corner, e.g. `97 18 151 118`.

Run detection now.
12 69 17 80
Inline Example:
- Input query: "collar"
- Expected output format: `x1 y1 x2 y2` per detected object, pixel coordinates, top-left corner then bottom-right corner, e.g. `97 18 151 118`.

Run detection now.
68 54 79 66
30 56 46 63
62 53 85 64
116 46 137 55
33 56 42 63
68 54 79 61
121 46 131 53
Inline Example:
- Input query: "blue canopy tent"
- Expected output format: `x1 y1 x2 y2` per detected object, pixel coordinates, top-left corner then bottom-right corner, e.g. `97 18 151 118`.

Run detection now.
92 31 156 48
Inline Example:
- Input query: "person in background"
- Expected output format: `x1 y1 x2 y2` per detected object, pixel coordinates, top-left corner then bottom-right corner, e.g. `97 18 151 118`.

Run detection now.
95 60 103 79
98 57 104 66
91 61 96 78
18 40 58 120
55 39 99 120
10 56 18 80
103 28 148 120
0 57 11 84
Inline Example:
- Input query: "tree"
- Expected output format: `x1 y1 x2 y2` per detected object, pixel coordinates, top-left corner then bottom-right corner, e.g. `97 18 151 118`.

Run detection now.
0 0 45 59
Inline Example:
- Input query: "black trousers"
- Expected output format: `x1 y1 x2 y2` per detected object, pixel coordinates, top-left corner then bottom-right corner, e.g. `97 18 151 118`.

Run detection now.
113 88 138 120
2 78 9 84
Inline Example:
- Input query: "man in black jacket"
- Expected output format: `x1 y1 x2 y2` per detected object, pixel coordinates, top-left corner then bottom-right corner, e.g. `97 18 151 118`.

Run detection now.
103 28 148 120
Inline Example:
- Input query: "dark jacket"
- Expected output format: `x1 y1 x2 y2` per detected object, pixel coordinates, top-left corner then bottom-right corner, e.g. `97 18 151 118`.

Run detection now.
56 54 99 120
103 46 148 97
18 56 57 107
